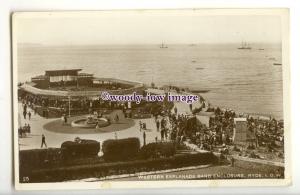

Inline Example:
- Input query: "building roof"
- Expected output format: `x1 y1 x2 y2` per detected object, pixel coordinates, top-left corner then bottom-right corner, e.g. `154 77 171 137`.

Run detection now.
45 69 82 76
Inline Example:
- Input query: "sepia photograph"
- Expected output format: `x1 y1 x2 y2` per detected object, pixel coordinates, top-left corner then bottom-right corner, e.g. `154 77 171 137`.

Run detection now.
12 9 290 189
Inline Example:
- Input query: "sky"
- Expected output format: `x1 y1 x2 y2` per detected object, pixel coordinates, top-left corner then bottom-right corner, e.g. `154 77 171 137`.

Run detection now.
14 10 283 45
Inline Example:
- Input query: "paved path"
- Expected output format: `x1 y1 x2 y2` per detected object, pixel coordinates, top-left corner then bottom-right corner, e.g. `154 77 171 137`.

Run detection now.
18 88 205 150
18 103 161 151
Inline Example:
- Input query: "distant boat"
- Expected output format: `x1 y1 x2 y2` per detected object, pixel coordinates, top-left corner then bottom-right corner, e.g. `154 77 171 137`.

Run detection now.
238 42 252 50
160 42 168 49
273 63 282 66
195 67 204 70
192 60 197 63
257 44 264 50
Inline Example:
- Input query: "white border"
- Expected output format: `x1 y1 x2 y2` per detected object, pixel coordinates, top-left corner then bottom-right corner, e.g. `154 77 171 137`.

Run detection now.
12 9 291 190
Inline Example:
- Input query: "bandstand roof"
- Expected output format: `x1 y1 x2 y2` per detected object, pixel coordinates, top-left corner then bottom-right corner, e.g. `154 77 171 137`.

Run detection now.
45 69 82 76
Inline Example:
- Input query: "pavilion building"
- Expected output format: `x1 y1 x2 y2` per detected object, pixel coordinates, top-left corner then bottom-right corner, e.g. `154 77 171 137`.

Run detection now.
19 69 144 118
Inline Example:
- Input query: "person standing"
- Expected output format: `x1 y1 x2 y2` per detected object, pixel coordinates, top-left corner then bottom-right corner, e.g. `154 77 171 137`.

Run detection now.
139 121 142 131
28 111 31 120
161 129 164 141
115 114 119 123
41 134 47 148
164 129 168 140
34 106 37 115
23 104 27 114
156 120 160 132
64 115 67 124
23 111 26 119
231 156 235 167
27 124 31 134
143 131 146 146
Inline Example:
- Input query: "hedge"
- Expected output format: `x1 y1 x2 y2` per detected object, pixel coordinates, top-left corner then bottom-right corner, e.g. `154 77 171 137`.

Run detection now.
19 148 62 180
25 152 219 182
138 142 176 159
102 138 140 162
61 139 100 160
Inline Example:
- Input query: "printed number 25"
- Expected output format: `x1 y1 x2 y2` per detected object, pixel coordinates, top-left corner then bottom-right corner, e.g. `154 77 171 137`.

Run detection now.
22 177 29 182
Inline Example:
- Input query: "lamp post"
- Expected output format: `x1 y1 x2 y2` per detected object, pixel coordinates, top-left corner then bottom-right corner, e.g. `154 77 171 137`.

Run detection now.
68 95 71 117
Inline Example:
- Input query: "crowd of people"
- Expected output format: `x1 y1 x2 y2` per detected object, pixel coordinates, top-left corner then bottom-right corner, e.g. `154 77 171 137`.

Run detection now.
18 123 31 138
19 92 157 119
145 101 284 159
19 101 34 138
18 88 284 159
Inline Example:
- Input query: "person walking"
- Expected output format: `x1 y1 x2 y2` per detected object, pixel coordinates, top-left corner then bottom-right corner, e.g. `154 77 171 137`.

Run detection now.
41 134 47 148
28 111 31 120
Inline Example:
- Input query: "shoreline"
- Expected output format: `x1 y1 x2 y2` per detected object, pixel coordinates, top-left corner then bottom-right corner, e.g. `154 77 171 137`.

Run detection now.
149 86 283 121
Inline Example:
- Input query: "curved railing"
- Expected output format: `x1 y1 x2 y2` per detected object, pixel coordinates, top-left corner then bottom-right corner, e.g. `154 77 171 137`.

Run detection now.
20 81 144 97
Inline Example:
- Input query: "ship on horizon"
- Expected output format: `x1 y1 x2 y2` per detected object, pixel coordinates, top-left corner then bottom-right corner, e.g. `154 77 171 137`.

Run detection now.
160 42 168 49
238 41 252 50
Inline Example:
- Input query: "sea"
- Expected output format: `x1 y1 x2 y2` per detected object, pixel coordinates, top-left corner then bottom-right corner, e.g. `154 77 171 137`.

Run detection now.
17 44 283 119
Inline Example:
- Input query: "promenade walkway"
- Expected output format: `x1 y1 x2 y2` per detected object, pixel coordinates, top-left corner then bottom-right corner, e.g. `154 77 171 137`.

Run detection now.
18 103 161 151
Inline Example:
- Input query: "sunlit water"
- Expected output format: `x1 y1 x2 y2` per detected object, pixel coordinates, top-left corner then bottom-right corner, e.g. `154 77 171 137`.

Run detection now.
17 44 283 119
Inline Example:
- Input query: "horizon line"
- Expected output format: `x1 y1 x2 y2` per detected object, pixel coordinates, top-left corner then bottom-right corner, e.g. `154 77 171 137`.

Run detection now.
18 42 282 47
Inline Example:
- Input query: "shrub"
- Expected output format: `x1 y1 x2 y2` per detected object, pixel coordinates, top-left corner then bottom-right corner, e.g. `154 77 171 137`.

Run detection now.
61 139 100 160
26 152 219 182
19 148 62 180
19 148 62 169
139 142 176 159
102 137 140 162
